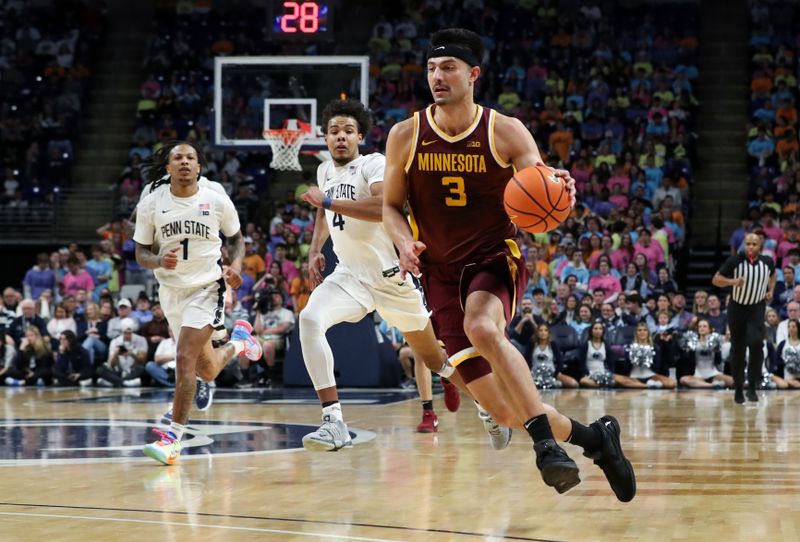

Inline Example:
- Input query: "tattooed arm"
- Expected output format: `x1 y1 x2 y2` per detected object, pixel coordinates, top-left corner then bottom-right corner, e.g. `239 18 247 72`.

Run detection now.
222 232 245 289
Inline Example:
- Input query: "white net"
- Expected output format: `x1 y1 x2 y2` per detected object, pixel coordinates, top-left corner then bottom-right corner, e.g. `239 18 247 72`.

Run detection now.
263 129 307 171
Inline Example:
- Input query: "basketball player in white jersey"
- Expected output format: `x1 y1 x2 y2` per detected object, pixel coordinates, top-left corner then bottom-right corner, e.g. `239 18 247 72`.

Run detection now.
134 142 262 465
300 99 509 451
132 161 229 415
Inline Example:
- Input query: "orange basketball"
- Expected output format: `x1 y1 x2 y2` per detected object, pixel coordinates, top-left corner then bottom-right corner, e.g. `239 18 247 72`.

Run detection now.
504 165 571 233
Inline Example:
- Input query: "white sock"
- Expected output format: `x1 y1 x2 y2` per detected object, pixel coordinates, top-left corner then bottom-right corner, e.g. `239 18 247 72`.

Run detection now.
170 422 185 440
230 340 245 355
322 402 343 422
437 361 455 378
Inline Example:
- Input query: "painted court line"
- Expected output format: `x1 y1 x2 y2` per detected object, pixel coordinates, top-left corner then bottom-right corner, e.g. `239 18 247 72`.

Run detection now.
0 511 403 542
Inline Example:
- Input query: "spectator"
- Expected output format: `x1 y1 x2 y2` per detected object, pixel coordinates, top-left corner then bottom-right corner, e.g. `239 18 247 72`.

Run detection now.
53 330 92 386
8 299 48 346
508 297 537 362
139 302 169 360
78 302 108 364
705 295 727 334
97 318 147 387
107 298 137 339
144 327 177 388
23 253 56 301
62 256 94 298
617 322 676 389
577 321 618 388
84 245 112 302
5 326 53 386
131 295 153 326
588 258 622 296
46 303 77 349
290 262 312 314
252 290 295 387
531 324 578 389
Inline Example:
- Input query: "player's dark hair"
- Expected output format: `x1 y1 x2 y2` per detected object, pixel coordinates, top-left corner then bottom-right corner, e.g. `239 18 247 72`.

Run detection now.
144 140 208 189
320 99 372 135
429 28 485 67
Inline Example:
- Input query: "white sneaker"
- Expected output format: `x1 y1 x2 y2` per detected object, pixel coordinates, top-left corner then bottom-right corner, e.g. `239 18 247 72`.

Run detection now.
477 407 512 450
78 379 92 387
647 379 664 389
122 378 142 387
302 414 353 452
96 378 113 387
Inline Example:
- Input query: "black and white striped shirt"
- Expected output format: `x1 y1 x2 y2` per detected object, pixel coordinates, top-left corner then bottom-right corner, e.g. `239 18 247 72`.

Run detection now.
718 253 775 306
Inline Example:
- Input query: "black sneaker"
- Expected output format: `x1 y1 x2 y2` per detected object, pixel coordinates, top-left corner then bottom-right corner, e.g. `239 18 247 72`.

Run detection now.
533 439 581 494
585 416 636 503
734 389 745 404
746 389 759 402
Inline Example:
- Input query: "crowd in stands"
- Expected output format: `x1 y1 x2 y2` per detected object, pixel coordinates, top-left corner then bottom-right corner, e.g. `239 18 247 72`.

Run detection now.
0 0 105 212
746 2 800 244
13 1 800 392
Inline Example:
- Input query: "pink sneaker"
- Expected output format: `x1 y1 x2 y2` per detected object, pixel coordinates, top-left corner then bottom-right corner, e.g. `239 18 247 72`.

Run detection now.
232 319 262 361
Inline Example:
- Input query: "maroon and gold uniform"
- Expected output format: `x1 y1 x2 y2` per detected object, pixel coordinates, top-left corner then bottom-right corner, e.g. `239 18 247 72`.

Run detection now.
405 104 529 381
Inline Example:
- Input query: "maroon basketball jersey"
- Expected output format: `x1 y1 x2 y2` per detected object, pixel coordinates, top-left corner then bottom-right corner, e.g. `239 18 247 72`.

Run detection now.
405 104 515 266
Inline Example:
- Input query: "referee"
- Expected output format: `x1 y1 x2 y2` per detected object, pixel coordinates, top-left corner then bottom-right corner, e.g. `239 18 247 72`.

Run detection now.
712 233 776 404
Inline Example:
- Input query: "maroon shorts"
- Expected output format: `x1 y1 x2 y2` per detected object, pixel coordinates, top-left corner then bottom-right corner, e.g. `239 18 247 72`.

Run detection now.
420 240 529 383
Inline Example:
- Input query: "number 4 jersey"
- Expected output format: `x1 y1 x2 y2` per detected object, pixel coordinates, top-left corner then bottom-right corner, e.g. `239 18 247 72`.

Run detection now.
405 105 515 266
133 185 240 289
317 153 400 284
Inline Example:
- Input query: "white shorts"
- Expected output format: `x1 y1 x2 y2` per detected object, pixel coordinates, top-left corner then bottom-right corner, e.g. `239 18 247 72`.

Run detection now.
159 279 227 339
325 266 429 332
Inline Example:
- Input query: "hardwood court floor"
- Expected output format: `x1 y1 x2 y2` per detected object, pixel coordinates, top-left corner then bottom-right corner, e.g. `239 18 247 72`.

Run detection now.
0 386 799 542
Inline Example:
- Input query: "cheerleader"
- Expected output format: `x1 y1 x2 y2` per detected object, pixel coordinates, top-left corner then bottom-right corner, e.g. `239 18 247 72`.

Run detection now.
578 321 620 388
775 318 800 389
678 319 734 389
618 322 676 389
721 333 788 390
530 324 579 389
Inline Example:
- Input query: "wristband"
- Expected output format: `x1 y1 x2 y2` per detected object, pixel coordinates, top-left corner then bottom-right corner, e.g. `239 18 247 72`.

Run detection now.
322 196 333 210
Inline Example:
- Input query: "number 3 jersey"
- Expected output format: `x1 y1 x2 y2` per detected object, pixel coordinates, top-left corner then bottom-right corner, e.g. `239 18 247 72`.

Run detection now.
316 153 399 284
405 105 515 266
133 185 240 289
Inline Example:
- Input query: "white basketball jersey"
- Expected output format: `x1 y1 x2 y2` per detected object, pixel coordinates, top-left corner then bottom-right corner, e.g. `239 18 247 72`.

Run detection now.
138 175 226 204
317 153 399 284
134 185 240 289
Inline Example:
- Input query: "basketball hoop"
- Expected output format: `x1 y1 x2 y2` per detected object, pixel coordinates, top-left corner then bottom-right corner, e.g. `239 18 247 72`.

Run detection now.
262 129 308 171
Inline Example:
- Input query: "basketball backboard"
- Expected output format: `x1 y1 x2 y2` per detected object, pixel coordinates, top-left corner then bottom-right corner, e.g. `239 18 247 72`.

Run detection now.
213 56 369 156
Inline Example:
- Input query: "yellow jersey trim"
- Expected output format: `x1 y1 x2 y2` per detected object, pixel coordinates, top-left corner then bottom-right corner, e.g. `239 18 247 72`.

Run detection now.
505 238 522 259
449 347 480 368
408 203 420 241
488 109 512 168
404 112 420 173
426 105 483 143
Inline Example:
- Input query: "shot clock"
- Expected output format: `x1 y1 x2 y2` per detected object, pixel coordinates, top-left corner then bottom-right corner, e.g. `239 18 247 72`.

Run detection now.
269 1 334 38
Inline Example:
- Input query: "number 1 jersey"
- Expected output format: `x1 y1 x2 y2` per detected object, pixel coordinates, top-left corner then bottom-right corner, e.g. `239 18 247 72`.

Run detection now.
133 185 240 289
317 153 399 284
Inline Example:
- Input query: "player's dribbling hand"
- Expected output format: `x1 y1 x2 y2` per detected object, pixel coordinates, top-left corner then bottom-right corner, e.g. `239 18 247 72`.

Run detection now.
223 266 243 289
550 167 577 208
399 240 426 279
161 247 180 270
301 186 325 208
309 252 325 289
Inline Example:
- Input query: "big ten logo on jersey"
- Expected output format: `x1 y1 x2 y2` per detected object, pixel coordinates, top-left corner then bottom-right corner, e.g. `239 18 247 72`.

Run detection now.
199 203 210 216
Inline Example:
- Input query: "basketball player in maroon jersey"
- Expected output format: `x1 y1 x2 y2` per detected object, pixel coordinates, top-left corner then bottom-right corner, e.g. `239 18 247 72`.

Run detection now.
383 28 636 501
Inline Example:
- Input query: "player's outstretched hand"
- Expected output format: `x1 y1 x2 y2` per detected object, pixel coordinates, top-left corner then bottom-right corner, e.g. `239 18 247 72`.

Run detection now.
399 240 426 279
161 247 180 270
309 252 325 289
550 167 577 208
301 186 325 208
222 266 243 289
